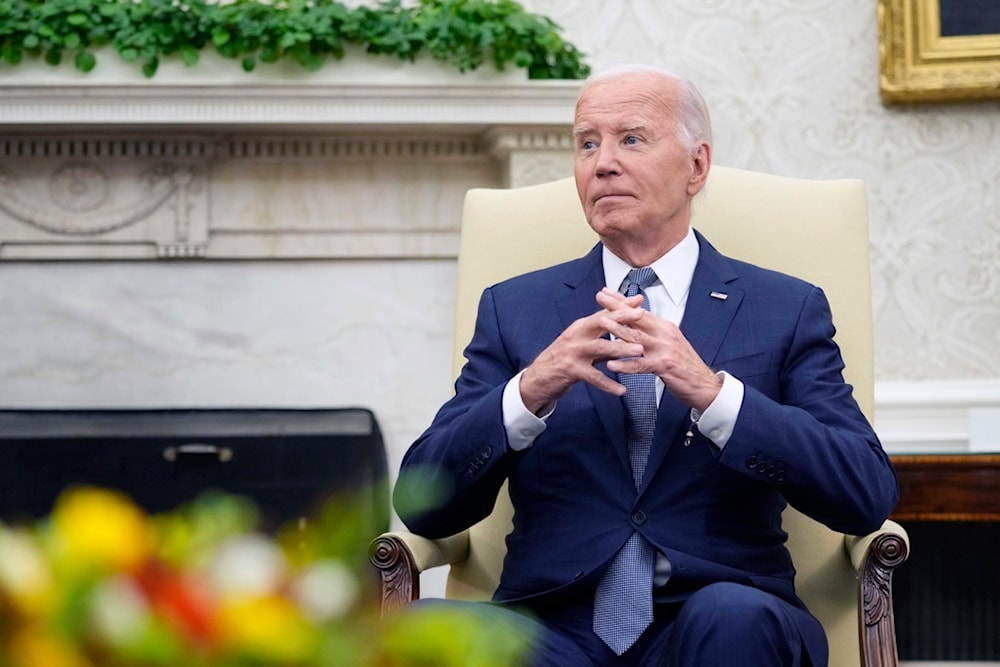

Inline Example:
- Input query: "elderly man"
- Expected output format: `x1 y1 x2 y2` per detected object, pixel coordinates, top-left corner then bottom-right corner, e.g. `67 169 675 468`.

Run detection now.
394 65 898 666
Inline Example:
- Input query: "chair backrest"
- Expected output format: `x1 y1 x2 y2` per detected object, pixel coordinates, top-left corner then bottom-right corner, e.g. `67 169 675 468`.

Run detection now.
447 166 873 667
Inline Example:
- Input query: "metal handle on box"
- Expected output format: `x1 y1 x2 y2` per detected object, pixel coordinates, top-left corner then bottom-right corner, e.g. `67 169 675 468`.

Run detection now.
162 443 234 463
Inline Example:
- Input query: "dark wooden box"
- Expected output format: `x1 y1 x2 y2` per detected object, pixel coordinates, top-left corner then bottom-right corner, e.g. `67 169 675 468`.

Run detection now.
0 408 388 533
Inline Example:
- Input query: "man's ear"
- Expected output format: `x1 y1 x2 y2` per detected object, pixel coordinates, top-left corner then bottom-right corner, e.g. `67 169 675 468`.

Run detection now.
687 142 711 196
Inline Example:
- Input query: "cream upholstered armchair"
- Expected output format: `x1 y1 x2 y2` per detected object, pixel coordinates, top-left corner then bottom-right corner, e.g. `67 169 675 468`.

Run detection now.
370 166 909 667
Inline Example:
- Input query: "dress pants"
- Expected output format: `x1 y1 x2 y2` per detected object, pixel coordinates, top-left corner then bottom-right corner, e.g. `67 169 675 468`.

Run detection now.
410 582 825 667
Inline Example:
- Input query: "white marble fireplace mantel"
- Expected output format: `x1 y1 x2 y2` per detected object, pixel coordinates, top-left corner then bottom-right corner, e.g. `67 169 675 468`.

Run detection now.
1 78 581 129
0 67 581 260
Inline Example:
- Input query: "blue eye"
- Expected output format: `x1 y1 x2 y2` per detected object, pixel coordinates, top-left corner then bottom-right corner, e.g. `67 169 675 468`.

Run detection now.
624 135 640 145
580 139 596 150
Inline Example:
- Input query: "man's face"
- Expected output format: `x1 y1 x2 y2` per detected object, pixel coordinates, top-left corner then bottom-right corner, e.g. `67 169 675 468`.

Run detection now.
573 74 709 257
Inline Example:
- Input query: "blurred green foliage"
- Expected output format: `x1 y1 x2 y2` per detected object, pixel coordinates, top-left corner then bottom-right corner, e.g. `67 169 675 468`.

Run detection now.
0 485 534 666
0 0 591 79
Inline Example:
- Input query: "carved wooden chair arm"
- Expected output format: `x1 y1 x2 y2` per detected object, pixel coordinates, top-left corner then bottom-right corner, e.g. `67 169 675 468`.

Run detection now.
846 520 910 667
369 530 470 616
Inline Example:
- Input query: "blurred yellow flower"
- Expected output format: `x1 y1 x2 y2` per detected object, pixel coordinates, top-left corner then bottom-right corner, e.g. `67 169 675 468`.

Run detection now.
216 594 317 663
50 487 152 573
6 623 92 667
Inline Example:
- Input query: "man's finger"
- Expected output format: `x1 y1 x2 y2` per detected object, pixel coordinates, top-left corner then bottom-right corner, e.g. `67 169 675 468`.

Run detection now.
597 288 644 310
591 335 644 360
580 366 627 396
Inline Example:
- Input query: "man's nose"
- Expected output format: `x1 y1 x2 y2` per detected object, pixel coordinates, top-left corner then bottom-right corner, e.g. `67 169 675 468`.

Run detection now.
594 144 623 177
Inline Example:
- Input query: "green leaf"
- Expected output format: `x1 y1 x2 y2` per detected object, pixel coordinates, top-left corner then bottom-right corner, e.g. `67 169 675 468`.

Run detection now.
211 26 231 47
1 43 23 65
142 58 158 78
180 47 199 67
75 50 97 72
260 45 280 64
301 52 325 71
278 31 300 49
66 13 88 26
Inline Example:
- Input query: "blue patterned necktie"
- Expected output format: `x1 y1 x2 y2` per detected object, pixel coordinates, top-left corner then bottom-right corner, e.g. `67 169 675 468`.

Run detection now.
593 267 658 655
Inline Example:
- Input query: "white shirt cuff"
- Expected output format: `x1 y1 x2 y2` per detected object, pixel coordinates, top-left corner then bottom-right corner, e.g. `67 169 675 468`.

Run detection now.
690 371 744 449
502 370 551 451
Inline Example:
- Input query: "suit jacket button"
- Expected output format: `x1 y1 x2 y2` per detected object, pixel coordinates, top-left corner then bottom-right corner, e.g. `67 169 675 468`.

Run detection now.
746 456 758 469
631 511 647 525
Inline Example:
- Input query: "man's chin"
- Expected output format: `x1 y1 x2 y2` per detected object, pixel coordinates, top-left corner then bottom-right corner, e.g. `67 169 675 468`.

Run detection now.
587 214 636 238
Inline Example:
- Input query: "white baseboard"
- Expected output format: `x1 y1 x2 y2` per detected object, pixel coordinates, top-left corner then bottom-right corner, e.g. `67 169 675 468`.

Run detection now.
875 379 1000 454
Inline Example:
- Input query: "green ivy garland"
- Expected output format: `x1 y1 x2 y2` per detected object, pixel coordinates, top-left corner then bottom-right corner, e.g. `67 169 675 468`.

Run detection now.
0 0 591 80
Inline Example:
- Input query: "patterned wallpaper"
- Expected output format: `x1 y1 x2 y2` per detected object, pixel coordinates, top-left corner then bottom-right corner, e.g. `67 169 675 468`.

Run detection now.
522 0 1000 382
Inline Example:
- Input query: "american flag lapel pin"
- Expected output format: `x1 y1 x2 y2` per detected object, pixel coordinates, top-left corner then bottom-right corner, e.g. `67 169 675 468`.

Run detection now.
710 291 728 301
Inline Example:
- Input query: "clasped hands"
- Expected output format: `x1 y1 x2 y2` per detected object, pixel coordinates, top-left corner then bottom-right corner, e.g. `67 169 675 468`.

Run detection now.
519 288 722 416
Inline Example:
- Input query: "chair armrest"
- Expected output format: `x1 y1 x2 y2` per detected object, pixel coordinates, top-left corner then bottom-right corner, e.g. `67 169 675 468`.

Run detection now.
846 519 909 572
844 520 910 667
369 529 470 616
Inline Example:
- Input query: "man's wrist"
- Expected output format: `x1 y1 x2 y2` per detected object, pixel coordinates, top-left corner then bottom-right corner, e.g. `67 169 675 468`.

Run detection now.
690 371 743 448
503 370 551 451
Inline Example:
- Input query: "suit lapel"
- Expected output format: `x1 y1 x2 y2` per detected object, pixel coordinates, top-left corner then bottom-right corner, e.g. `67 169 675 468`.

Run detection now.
677 231 744 371
553 244 630 468
641 231 744 492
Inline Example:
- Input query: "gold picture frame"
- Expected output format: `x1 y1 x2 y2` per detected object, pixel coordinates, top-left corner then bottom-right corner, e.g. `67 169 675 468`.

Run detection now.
878 0 1000 104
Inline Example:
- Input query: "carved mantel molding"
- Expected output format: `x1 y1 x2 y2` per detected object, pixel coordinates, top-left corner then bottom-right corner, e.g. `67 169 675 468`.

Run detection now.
0 75 580 260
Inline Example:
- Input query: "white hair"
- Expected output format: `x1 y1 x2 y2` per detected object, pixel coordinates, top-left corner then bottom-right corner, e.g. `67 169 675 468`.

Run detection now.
579 64 713 149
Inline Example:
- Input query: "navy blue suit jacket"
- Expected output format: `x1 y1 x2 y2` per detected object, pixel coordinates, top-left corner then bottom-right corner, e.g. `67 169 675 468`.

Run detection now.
396 232 899 660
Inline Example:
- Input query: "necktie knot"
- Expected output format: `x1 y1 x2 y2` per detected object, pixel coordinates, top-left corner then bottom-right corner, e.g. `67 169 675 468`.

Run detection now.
623 267 657 301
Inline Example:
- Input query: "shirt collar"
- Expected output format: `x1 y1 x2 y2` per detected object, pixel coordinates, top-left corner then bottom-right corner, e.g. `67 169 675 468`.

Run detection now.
602 227 699 307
